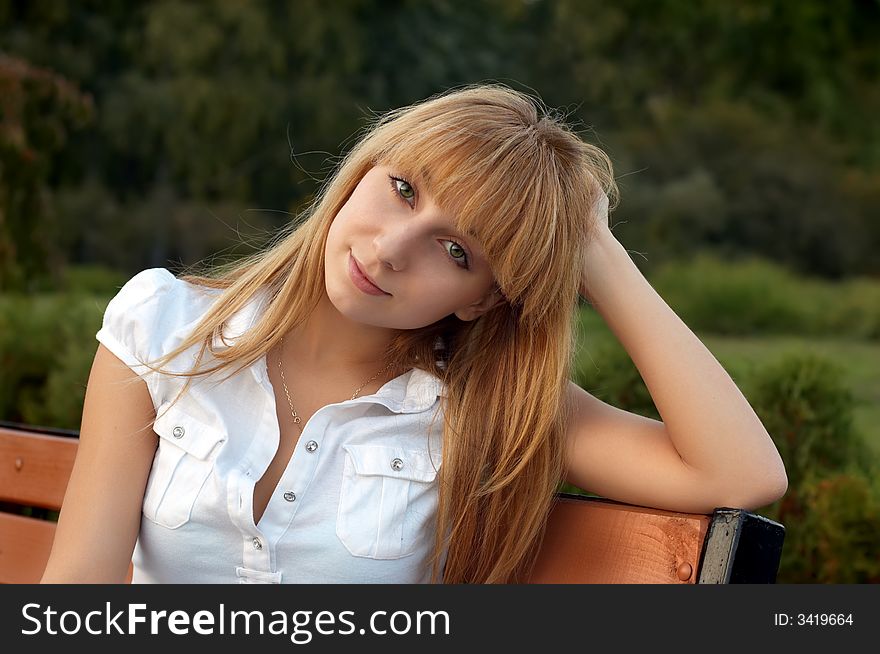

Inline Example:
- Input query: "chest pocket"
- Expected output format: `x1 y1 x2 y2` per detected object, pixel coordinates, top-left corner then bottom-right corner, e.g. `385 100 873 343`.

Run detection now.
143 403 226 529
336 443 442 560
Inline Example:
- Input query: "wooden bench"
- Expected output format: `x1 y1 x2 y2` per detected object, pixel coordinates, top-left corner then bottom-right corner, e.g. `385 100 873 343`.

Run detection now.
0 422 784 584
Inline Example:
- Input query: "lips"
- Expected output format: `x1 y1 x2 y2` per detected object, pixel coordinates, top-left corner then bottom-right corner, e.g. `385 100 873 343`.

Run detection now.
349 252 391 296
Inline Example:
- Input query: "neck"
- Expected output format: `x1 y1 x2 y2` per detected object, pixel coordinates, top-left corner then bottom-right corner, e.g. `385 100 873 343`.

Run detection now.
275 337 405 401
286 290 397 369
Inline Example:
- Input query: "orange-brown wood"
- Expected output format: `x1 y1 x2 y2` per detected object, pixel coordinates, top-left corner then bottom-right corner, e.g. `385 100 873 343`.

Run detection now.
526 496 711 583
0 427 134 584
0 512 58 584
0 512 135 584
0 428 78 509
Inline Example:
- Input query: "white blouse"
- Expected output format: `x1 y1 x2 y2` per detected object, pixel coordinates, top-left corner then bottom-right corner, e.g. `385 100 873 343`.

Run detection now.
95 268 448 583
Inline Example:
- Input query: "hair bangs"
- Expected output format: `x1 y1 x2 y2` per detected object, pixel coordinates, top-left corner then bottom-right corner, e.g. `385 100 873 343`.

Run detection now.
373 122 581 322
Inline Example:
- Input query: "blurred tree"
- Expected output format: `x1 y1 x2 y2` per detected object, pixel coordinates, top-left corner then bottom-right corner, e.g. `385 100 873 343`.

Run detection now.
529 0 880 277
0 52 93 291
0 0 877 278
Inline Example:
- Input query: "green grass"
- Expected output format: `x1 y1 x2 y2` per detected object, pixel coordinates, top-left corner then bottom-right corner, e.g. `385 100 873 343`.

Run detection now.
576 307 880 461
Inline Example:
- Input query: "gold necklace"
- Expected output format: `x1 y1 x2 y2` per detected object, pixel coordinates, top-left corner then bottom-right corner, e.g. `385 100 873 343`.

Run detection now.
276 335 396 426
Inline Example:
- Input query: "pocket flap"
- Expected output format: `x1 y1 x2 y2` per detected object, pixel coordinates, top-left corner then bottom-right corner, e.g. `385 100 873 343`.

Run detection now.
343 443 440 483
153 403 226 460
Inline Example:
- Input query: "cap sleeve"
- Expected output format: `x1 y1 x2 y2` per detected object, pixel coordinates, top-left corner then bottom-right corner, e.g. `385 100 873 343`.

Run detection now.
95 268 179 373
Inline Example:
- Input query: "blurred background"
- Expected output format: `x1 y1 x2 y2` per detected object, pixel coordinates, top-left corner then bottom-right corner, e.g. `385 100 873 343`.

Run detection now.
1 0 878 582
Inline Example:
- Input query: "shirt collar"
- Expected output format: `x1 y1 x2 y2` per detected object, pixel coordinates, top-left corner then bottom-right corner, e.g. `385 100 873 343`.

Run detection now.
210 287 447 413
371 366 447 413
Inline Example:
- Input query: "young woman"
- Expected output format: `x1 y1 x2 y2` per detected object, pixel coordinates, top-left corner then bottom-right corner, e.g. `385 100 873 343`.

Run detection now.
40 83 787 584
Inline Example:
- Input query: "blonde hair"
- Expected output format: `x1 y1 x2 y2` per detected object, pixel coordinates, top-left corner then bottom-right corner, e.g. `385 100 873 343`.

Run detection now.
129 82 617 584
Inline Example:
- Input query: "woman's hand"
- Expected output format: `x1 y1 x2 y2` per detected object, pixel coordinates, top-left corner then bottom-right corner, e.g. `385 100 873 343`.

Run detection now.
578 190 619 303
591 189 610 233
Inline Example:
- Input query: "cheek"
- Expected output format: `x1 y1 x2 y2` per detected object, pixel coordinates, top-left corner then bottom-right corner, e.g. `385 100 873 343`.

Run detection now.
411 279 477 313
325 212 361 258
328 200 374 241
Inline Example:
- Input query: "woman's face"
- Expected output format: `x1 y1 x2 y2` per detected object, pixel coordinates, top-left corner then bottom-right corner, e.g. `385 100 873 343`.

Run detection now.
325 165 502 330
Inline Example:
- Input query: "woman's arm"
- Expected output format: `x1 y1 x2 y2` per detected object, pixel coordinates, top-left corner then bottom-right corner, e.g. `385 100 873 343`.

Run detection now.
565 223 787 514
40 344 158 583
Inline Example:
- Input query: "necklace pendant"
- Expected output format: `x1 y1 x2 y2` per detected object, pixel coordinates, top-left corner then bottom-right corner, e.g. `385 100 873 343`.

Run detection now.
293 416 301 424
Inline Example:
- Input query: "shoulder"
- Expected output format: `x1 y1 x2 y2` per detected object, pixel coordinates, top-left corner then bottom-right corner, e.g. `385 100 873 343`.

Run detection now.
106 268 215 318
95 268 218 370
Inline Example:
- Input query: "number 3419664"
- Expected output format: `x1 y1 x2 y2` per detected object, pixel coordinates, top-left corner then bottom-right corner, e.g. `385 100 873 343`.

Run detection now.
774 613 854 626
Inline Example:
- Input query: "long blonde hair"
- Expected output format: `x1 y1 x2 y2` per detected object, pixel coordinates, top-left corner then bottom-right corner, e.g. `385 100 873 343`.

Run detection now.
130 82 617 583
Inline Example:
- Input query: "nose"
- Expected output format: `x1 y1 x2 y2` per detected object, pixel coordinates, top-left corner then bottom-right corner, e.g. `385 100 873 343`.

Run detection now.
372 202 451 272
376 249 399 272
372 221 415 272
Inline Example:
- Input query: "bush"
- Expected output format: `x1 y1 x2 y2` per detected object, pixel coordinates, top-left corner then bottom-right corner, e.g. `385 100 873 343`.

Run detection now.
0 292 104 429
770 473 880 583
650 253 880 341
817 278 880 341
651 253 805 335
747 351 872 490
39 295 105 428
0 295 60 422
747 351 879 583
59 264 127 296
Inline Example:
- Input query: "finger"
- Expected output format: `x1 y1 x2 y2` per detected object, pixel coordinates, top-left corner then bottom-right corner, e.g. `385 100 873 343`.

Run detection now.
594 189 609 222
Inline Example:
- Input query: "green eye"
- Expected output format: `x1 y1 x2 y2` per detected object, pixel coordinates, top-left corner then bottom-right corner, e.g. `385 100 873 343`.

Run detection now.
446 240 469 269
389 175 416 206
398 180 414 199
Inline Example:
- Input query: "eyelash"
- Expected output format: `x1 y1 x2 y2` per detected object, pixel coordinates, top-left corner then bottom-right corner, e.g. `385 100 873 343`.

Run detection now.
387 174 471 270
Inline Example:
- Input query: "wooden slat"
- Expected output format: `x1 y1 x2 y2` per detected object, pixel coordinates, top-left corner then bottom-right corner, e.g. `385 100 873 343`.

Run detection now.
0 512 58 584
0 512 134 584
0 428 137 584
0 427 78 509
527 496 711 583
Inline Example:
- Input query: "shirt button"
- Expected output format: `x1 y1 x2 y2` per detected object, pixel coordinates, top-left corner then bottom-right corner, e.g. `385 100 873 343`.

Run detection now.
252 537 263 550
283 491 296 502
305 440 318 452
390 457 404 471
172 426 185 439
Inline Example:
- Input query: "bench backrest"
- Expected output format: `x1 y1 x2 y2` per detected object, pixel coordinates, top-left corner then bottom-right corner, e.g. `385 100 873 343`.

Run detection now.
0 424 784 584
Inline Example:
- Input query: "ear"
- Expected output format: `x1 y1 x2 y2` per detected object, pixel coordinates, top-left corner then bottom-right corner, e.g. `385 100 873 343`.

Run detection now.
454 287 505 322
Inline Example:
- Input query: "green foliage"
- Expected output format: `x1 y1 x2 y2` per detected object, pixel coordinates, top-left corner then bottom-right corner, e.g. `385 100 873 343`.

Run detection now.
651 253 880 341
770 474 880 584
748 352 871 489
652 254 804 335
744 352 878 583
59 264 127 295
0 52 93 291
1 1 878 281
0 295 58 421
38 295 103 428
0 292 102 429
810 278 880 341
